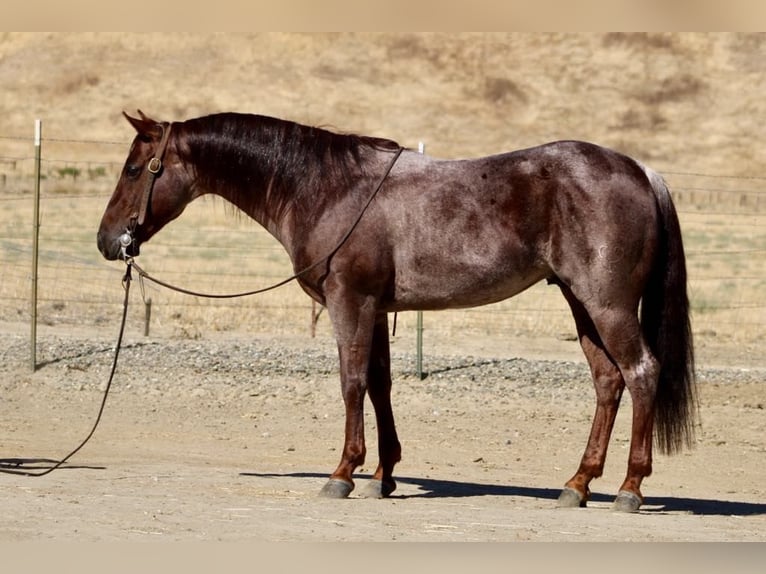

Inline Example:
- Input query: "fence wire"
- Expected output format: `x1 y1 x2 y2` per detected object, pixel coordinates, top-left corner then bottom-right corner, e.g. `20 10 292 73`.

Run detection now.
1 133 764 367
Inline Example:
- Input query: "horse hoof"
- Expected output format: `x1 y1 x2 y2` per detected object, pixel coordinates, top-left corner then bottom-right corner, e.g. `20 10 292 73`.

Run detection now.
359 479 396 499
611 490 642 513
557 487 587 508
318 478 354 499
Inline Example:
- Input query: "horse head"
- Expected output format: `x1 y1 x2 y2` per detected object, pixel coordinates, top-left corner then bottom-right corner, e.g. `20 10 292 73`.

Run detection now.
97 111 193 260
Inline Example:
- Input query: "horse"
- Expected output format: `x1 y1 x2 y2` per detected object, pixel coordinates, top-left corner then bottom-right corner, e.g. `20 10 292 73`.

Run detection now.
97 111 696 512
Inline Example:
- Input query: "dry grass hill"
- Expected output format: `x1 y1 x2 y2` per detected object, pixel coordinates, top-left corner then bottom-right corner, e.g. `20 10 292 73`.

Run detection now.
1 32 765 176
1 33 764 356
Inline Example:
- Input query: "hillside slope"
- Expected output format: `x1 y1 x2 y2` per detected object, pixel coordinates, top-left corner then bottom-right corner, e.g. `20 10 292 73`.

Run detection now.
1 32 764 174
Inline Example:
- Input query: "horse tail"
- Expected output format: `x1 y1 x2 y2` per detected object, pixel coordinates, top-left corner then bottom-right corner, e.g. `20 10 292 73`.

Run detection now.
640 166 698 455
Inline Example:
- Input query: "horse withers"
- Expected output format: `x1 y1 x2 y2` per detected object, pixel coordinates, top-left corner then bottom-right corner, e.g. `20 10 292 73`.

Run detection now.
97 111 696 512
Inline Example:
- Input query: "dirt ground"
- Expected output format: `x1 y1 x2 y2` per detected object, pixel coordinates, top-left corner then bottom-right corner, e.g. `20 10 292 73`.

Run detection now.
0 322 764 542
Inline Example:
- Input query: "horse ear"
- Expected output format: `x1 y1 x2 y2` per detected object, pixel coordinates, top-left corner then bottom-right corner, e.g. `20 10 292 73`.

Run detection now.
123 111 163 140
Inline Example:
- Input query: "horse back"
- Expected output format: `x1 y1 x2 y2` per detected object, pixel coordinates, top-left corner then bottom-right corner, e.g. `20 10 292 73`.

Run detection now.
300 140 658 312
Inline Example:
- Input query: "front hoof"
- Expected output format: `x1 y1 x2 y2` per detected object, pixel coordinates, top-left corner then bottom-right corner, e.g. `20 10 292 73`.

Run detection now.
319 478 354 499
557 487 587 508
611 490 642 513
359 479 396 499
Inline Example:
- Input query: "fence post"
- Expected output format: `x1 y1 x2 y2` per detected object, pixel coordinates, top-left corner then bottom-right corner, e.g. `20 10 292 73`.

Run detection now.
416 141 425 380
30 119 42 372
144 298 152 336
310 300 323 338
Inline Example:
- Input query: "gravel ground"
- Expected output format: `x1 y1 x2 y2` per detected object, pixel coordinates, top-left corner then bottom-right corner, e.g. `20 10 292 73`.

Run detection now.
1 324 765 541
3 327 762 395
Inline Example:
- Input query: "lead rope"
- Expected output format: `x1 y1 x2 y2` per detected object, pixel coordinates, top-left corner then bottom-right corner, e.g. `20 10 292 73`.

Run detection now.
132 147 403 299
0 147 403 476
0 261 134 476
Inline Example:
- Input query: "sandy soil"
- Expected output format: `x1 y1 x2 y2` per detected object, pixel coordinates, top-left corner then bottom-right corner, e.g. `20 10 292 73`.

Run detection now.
1 323 764 542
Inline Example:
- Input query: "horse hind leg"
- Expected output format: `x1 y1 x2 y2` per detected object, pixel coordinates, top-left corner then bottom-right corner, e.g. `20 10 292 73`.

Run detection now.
608 330 660 513
571 297 660 513
556 283 626 509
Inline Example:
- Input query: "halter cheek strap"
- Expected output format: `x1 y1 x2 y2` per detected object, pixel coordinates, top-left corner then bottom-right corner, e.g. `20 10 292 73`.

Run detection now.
134 123 172 227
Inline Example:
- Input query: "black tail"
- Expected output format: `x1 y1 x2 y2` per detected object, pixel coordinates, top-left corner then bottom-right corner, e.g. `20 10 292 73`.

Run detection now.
640 167 698 455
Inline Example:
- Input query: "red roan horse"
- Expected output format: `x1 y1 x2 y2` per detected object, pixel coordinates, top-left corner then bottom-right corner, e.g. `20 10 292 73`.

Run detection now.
98 111 696 512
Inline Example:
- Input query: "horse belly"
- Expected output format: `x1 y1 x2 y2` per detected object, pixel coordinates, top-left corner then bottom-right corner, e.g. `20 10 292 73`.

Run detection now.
389 252 549 312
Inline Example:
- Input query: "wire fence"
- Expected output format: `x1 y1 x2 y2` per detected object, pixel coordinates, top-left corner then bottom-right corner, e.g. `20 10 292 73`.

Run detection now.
1 130 764 369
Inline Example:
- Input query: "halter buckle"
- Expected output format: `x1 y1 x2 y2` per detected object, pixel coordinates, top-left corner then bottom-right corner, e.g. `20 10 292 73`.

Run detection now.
147 157 162 174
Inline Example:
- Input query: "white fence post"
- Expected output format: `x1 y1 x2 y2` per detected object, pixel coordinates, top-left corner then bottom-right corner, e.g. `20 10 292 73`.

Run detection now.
30 119 42 371
416 141 425 380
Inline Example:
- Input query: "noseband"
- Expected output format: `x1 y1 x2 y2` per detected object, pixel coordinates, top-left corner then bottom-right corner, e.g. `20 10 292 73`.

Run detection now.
131 122 172 229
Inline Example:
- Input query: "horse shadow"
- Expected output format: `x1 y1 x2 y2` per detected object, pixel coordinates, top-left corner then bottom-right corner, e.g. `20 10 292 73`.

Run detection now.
241 471 766 517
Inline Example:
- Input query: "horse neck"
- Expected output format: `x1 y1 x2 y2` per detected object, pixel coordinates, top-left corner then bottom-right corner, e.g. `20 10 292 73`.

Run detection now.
183 133 291 243
181 114 398 252
208 170 294 243
185 135 337 251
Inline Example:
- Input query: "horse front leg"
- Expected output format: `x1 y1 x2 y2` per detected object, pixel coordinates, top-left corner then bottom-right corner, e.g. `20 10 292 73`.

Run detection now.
359 313 401 499
318 294 377 499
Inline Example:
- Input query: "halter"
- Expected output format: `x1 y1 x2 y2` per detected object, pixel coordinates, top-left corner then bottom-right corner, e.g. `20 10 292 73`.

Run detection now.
132 122 172 228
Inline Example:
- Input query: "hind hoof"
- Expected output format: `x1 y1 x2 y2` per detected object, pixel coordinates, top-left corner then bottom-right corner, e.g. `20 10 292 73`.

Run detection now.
360 479 396 499
612 490 642 512
557 487 587 508
318 478 354 499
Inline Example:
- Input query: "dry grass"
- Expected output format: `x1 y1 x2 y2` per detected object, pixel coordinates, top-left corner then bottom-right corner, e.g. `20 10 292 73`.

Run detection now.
1 179 763 360
2 33 765 172
1 33 764 367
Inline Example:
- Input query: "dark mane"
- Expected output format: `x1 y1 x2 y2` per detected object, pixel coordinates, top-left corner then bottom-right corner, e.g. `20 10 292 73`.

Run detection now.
178 112 400 220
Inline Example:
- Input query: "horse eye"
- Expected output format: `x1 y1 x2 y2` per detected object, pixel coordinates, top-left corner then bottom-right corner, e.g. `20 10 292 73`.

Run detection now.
125 164 141 178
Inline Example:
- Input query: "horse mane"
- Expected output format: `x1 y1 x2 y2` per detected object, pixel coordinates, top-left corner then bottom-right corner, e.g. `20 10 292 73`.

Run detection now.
178 112 400 221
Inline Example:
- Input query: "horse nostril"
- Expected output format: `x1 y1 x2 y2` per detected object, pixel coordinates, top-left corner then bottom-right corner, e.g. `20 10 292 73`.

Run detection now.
97 230 120 260
96 231 106 255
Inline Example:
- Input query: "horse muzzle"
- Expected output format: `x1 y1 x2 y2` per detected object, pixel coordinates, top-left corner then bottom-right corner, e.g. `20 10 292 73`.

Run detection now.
97 229 141 261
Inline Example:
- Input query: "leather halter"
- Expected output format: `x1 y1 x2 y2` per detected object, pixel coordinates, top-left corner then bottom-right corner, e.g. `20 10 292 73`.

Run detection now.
133 122 172 228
